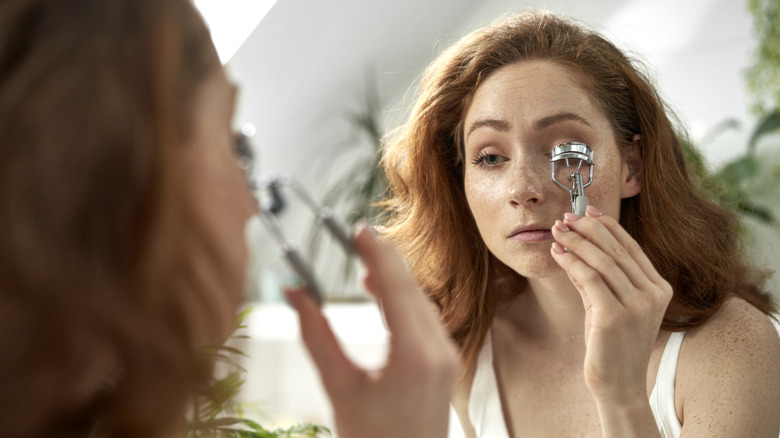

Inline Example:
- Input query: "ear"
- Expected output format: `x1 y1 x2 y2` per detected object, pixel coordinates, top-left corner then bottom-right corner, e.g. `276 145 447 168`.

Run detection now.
620 134 642 198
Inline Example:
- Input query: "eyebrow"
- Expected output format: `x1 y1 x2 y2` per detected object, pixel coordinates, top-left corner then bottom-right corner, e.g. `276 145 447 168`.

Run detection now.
465 118 510 140
534 112 592 130
465 111 593 141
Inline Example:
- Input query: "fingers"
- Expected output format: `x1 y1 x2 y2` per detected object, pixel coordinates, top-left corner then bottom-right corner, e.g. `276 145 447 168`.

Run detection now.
288 224 458 438
551 237 620 312
550 205 672 310
352 224 439 337
551 209 651 300
551 225 633 308
587 208 666 286
286 287 362 396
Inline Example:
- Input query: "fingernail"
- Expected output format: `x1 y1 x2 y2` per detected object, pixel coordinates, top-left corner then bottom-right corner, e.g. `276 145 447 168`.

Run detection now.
563 212 581 222
356 221 377 237
586 205 603 217
554 220 570 232
551 242 566 254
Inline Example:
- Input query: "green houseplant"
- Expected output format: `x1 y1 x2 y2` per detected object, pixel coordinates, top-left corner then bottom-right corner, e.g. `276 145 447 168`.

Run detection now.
184 307 331 437
677 0 780 300
682 0 780 227
681 110 780 228
304 76 386 298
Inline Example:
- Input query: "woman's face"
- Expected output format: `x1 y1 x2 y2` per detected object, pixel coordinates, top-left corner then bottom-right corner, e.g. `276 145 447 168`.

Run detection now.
462 61 640 279
179 67 256 343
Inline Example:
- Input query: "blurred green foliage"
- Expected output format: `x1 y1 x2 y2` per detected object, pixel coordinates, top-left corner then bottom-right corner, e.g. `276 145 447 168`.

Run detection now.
306 74 386 293
746 0 780 116
185 307 331 438
682 109 780 226
679 0 780 228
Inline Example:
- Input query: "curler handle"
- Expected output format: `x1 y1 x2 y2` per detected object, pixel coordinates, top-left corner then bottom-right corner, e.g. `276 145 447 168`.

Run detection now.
283 244 323 306
574 195 589 216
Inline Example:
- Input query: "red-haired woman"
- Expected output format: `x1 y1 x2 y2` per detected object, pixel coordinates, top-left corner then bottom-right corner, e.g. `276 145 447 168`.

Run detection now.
380 10 780 438
0 0 456 437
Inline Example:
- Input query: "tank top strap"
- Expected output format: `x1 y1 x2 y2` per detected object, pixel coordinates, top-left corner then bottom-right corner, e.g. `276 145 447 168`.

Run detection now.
468 331 511 438
649 331 685 438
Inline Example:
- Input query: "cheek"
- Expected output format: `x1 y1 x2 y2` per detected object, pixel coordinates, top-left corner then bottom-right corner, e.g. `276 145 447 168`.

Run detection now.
588 157 624 217
464 170 505 237
186 135 256 284
208 157 254 267
464 170 488 215
464 171 482 214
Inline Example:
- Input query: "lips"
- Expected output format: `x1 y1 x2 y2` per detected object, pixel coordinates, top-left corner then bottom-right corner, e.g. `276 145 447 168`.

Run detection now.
507 224 553 243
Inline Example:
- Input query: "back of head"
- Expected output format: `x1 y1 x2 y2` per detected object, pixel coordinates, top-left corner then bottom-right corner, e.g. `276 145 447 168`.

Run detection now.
380 10 775 372
0 0 219 436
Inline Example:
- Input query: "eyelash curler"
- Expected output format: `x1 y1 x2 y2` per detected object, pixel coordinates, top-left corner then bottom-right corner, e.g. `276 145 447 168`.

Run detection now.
233 133 355 307
254 175 356 307
550 142 594 216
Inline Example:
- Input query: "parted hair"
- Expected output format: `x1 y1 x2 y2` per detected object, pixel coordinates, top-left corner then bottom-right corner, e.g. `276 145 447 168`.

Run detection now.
379 10 776 375
0 0 226 436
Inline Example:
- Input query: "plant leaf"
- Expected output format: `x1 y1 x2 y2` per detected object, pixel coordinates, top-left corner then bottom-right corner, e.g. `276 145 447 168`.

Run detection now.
748 108 780 152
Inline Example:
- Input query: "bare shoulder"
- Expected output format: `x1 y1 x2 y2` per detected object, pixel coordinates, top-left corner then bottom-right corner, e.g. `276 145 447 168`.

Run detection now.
677 296 780 435
684 296 779 357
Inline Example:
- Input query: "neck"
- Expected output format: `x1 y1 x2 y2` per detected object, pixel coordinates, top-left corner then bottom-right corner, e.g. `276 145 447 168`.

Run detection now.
497 273 586 348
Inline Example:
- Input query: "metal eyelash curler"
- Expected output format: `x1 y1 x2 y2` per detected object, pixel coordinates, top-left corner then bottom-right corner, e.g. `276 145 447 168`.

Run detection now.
550 142 594 216
233 133 355 307
254 175 356 307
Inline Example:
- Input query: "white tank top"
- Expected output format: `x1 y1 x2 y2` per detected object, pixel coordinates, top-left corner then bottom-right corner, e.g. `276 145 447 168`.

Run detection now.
464 331 685 438
462 317 780 438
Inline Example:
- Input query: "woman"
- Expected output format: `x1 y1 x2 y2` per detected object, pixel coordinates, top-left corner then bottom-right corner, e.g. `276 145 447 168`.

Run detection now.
0 0 456 437
379 10 780 437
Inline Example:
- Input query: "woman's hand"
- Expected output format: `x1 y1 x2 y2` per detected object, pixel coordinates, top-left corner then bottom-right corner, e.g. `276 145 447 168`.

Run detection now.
549 205 672 408
286 224 459 438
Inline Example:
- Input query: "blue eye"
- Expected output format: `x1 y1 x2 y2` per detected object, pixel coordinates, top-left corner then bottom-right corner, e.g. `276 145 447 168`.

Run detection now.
472 152 508 168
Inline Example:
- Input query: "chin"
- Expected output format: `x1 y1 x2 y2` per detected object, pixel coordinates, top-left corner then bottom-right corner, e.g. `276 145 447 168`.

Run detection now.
499 252 563 279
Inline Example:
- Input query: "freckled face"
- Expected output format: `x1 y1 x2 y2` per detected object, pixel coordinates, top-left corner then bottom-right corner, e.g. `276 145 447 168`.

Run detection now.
462 61 632 279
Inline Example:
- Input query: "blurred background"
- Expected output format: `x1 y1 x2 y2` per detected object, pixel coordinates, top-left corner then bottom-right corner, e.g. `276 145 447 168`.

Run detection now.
195 0 780 435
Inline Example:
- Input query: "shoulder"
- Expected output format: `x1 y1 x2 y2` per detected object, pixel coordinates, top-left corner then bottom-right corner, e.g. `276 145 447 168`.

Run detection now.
683 295 779 360
676 296 780 435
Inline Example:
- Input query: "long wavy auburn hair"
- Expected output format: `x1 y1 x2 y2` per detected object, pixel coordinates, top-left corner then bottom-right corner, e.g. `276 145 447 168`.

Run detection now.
0 0 229 436
379 11 776 375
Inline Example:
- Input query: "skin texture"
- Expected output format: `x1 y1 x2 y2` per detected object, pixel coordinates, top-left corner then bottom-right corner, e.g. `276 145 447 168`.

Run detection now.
451 60 780 437
462 61 639 279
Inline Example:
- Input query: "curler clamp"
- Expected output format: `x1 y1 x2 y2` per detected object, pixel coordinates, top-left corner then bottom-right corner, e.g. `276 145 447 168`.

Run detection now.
550 142 594 216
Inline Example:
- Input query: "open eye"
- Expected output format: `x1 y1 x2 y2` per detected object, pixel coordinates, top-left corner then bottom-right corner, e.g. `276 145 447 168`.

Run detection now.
472 151 508 168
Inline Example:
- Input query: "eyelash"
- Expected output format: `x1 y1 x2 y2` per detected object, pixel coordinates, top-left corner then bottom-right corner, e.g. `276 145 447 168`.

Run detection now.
471 150 554 169
471 151 503 168
471 151 495 166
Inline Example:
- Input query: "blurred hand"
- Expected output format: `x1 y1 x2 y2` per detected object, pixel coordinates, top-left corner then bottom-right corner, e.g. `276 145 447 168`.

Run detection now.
286 224 459 438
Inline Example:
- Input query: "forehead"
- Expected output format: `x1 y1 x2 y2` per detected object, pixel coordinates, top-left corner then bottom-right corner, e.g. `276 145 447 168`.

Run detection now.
464 61 602 125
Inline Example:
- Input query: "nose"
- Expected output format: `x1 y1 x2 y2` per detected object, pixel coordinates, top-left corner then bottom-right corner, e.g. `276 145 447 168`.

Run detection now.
507 159 547 208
